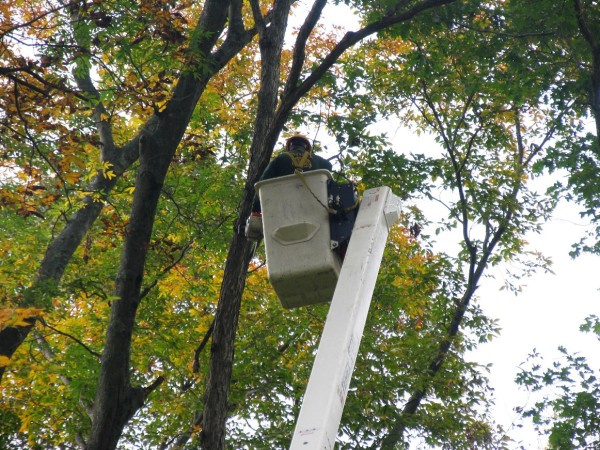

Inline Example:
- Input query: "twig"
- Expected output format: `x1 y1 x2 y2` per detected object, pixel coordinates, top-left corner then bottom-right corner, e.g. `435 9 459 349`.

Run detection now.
40 319 101 359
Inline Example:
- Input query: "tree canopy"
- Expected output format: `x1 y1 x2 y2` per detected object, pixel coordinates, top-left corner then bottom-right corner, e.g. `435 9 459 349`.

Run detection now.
1 0 600 449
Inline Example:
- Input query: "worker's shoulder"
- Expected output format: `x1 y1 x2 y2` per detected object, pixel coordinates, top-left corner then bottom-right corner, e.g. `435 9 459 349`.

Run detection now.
271 151 296 165
273 151 289 158
271 151 294 163
262 152 295 178
312 154 333 169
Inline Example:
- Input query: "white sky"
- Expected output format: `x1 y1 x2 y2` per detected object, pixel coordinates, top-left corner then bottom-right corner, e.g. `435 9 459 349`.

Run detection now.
472 199 600 449
389 126 600 449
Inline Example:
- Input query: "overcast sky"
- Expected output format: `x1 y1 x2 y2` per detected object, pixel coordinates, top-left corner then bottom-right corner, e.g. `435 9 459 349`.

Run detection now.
471 197 600 449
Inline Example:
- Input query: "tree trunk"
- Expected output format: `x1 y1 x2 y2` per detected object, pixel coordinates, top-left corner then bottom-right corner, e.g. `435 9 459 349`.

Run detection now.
86 2 238 445
87 135 170 450
200 235 256 449
200 2 293 448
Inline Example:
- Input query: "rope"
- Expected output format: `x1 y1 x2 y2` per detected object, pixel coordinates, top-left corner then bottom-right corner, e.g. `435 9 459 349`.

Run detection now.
341 195 360 213
287 148 360 215
294 169 337 214
294 169 360 215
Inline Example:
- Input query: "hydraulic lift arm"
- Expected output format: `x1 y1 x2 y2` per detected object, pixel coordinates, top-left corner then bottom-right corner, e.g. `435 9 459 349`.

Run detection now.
289 186 402 449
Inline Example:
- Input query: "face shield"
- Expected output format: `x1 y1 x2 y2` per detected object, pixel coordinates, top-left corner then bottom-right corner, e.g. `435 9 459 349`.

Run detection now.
287 137 311 155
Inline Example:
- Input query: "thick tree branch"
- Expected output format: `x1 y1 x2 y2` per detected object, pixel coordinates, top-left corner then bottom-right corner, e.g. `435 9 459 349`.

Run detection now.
573 0 599 53
228 0 244 33
283 0 328 97
249 0 268 36
275 0 458 123
200 1 293 447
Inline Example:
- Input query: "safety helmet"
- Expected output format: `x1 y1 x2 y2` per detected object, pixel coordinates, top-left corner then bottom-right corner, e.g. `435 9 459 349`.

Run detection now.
286 134 312 152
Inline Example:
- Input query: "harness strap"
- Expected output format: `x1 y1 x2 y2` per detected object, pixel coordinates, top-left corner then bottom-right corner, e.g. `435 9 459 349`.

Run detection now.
340 194 360 213
288 150 312 170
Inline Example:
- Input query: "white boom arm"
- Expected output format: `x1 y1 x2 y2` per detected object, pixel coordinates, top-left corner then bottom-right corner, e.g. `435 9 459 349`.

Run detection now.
290 186 402 449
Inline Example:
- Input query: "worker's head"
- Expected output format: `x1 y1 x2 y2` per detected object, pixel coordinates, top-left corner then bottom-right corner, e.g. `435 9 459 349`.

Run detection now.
286 135 312 155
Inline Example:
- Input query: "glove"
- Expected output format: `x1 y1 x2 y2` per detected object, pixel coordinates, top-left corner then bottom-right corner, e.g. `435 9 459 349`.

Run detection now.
245 212 263 241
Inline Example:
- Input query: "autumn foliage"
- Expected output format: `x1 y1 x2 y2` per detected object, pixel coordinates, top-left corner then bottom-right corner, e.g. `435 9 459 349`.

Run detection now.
2 1 600 449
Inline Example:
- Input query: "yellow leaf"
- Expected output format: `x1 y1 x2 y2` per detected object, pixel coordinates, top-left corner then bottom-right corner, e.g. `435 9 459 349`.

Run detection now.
155 99 168 113
64 172 82 184
0 356 10 367
0 307 43 330
70 156 87 170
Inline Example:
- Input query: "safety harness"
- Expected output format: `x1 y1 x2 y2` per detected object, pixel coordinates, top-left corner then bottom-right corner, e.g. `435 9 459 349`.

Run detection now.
286 148 313 171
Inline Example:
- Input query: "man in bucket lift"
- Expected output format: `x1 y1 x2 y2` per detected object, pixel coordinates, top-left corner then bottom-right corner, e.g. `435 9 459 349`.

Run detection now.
245 134 332 240
246 134 358 262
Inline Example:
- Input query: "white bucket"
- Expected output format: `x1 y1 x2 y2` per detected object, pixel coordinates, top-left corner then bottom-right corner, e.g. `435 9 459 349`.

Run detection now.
256 170 341 309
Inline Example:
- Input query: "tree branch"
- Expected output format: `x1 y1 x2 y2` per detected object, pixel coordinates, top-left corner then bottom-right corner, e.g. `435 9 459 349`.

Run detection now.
573 0 599 54
249 0 267 37
0 4 64 38
32 330 95 419
40 319 102 359
139 241 194 300
70 8 115 159
282 0 328 97
276 0 458 122
193 320 214 374
573 0 600 137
